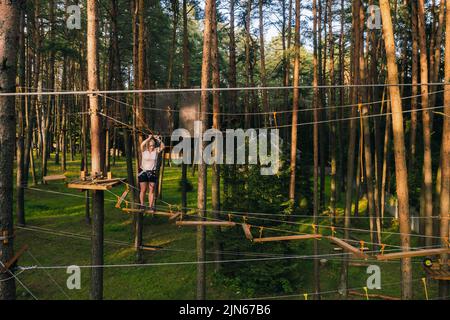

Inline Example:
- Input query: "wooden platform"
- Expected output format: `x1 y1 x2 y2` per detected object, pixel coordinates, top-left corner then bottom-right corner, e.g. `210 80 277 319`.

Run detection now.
328 236 369 259
376 248 450 261
43 174 66 183
67 178 125 191
175 221 236 227
253 234 322 243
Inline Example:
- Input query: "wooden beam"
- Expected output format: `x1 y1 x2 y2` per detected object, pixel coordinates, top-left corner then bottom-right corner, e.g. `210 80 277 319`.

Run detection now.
67 183 111 191
376 248 450 261
328 236 369 259
122 208 145 213
253 234 322 243
115 188 130 208
176 221 236 227
0 245 29 273
139 245 161 251
43 174 66 182
169 212 182 221
348 290 400 300
242 223 253 240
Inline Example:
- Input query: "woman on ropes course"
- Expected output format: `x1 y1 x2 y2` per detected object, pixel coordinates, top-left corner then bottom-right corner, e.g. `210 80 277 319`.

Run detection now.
138 135 165 212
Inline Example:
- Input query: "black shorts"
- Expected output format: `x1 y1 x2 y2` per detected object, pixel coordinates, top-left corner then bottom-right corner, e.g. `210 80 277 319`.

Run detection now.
138 170 158 184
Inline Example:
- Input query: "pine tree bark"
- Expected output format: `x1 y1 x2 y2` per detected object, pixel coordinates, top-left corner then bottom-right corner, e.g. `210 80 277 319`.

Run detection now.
211 0 222 272
197 0 213 300
0 0 20 301
339 0 360 298
259 0 269 125
328 0 337 221
380 0 413 299
289 0 300 203
438 0 450 298
87 0 104 300
409 0 418 177
16 4 26 227
417 0 434 247
312 0 321 300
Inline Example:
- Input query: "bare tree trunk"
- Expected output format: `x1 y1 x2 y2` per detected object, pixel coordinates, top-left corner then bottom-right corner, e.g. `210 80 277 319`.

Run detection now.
339 0 360 298
438 0 450 298
417 0 434 248
259 0 269 126
211 1 222 272
183 0 190 88
197 0 213 300
409 0 418 177
312 0 320 300
328 0 337 222
0 0 19 301
87 0 104 300
16 4 26 227
289 0 301 203
134 0 146 262
380 0 413 299
167 0 179 88
228 0 237 115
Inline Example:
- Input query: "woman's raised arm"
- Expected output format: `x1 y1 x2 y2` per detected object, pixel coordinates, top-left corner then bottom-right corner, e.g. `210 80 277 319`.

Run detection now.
140 135 153 151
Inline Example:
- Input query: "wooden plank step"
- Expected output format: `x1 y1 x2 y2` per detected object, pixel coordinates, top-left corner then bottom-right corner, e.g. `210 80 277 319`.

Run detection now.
43 174 66 182
122 208 180 218
67 183 111 191
376 248 450 261
328 236 369 259
139 245 162 252
176 221 236 227
253 234 322 243
348 290 400 300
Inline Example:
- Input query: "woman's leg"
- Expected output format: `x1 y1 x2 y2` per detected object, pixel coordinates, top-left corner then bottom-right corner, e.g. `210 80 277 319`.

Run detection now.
139 182 148 206
148 182 156 209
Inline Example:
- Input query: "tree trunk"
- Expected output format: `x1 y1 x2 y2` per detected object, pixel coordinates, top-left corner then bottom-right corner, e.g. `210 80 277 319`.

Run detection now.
211 1 222 272
328 0 337 222
197 0 213 300
438 0 450 298
259 0 269 126
312 0 320 300
0 0 19 301
289 0 301 203
409 0 418 178
417 0 434 248
167 0 179 88
87 0 104 300
380 0 413 299
183 0 190 88
339 0 360 298
16 5 26 227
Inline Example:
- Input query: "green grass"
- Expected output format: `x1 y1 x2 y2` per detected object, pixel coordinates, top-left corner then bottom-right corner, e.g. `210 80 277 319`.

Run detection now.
12 154 439 300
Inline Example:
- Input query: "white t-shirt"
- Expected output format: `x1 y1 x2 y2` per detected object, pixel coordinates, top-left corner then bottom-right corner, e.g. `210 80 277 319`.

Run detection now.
141 150 158 171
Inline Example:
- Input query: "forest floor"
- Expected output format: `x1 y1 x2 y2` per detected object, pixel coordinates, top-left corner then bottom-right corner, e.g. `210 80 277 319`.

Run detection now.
12 154 439 300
